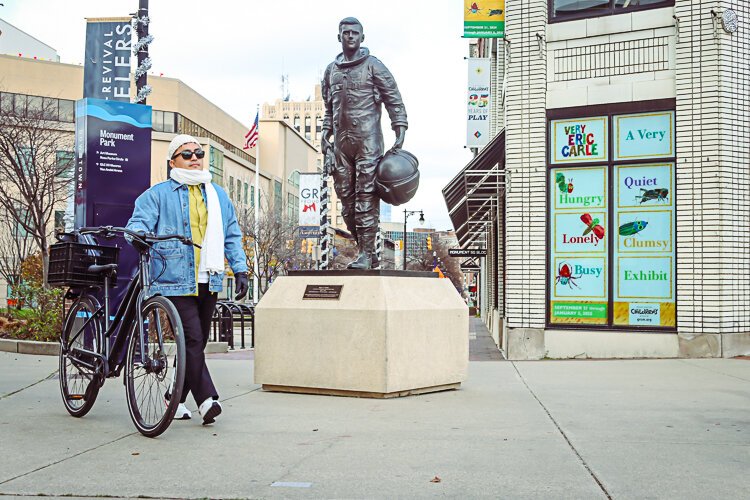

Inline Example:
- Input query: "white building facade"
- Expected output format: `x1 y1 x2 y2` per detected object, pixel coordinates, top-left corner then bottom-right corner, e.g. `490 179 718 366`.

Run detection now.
445 0 750 359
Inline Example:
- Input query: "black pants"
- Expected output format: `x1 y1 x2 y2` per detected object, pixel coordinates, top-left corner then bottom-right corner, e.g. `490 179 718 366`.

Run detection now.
168 284 219 406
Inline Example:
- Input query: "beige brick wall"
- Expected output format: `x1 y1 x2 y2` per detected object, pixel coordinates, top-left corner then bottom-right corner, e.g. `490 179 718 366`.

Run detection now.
504 0 548 328
675 0 750 334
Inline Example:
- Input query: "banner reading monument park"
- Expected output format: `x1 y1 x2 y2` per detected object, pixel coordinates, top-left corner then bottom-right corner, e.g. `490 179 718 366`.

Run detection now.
548 111 676 328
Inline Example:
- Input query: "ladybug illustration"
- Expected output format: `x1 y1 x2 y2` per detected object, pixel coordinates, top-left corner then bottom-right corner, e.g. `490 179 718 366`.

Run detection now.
555 262 581 289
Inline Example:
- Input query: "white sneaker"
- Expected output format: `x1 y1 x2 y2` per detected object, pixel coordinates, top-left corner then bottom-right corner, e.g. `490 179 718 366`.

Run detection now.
174 403 192 420
198 398 222 425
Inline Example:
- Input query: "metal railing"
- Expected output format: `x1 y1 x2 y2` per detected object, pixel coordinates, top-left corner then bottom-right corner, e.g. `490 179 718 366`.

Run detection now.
211 301 254 349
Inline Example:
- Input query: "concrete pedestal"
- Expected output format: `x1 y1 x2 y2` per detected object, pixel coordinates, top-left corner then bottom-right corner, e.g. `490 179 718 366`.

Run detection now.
254 270 468 398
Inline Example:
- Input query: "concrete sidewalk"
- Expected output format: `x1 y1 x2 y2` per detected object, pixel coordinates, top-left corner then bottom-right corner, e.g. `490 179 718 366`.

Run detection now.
0 347 748 498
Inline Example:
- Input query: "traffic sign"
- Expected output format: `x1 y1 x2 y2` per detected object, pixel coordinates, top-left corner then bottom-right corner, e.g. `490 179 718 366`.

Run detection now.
448 248 487 257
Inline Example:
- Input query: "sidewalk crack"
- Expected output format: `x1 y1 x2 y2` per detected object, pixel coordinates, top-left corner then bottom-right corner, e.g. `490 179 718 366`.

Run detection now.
0 433 136 487
0 369 58 401
511 362 612 500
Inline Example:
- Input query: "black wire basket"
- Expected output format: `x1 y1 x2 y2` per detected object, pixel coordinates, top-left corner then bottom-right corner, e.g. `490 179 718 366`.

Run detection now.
47 242 120 287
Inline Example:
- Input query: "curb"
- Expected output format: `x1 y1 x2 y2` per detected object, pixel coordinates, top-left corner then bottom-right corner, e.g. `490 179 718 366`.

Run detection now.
0 338 229 356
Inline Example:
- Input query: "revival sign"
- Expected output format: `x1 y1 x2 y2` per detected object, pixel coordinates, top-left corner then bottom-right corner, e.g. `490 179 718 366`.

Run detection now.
83 18 133 101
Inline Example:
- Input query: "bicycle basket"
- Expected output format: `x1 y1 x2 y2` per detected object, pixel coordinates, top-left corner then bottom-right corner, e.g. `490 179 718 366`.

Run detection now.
47 242 120 287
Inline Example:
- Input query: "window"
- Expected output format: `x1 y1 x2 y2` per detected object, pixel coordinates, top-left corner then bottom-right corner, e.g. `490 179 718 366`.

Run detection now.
152 110 177 133
58 99 74 122
550 0 673 22
293 116 300 132
547 106 675 330
236 178 241 203
288 170 300 188
56 151 75 178
336 215 343 225
0 92 74 122
229 176 235 199
287 193 299 221
209 147 224 187
54 210 66 234
274 180 283 216
250 185 255 207
244 182 249 205
305 116 311 140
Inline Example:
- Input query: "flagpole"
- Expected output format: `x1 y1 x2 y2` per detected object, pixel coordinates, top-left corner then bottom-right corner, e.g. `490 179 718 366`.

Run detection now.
253 104 260 305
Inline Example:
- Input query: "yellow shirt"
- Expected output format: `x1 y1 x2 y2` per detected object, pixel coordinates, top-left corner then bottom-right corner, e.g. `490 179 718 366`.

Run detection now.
188 185 208 295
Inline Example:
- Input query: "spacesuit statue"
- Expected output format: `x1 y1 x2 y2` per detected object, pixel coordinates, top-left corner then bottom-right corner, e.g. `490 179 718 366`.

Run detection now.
321 17 408 269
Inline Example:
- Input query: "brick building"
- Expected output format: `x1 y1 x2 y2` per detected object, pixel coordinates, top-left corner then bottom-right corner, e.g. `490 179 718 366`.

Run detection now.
444 1 749 359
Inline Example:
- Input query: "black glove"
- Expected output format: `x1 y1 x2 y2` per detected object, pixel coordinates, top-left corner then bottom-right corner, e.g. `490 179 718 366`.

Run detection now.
234 272 249 301
130 232 150 253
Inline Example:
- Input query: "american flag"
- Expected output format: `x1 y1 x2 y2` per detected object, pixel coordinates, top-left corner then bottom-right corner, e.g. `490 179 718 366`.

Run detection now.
243 112 259 150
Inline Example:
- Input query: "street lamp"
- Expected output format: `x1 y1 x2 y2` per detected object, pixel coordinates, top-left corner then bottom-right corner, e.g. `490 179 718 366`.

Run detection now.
403 209 424 270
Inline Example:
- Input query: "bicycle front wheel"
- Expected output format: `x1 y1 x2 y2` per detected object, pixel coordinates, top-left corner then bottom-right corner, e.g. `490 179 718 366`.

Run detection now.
59 294 102 418
125 296 186 438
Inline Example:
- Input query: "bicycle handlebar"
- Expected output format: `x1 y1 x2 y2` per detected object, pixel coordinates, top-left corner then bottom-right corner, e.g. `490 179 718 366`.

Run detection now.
76 226 201 249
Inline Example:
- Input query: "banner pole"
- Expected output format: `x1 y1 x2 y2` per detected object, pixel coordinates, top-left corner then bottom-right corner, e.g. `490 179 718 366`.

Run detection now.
253 104 260 304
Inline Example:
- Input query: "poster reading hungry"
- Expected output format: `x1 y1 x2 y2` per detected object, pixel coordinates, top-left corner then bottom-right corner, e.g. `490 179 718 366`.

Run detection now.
549 166 608 324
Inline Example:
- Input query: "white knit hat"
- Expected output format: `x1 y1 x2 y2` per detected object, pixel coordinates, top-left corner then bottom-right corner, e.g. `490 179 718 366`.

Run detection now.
167 134 201 161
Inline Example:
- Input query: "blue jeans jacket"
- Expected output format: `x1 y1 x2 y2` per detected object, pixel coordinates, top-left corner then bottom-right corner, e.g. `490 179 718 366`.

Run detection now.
126 179 248 296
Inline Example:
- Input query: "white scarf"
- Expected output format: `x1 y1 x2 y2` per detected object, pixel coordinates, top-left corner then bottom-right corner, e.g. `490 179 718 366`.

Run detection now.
170 168 225 275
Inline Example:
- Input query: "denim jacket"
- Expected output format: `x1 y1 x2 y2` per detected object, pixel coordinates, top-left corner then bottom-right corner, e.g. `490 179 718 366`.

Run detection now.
126 179 248 296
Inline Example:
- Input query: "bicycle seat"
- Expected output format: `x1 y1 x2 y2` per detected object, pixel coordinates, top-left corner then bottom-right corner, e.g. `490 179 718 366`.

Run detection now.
88 263 118 274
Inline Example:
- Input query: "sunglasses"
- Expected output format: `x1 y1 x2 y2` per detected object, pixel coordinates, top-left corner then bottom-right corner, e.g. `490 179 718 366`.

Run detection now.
172 148 205 160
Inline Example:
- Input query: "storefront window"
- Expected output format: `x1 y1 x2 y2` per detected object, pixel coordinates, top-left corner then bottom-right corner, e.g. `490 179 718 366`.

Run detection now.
550 0 673 21
548 110 675 329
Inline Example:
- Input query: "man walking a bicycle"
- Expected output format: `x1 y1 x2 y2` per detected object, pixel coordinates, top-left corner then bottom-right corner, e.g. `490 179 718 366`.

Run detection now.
127 134 249 425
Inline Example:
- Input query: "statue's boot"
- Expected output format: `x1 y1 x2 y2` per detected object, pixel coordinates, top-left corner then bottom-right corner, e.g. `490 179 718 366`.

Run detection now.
347 226 377 269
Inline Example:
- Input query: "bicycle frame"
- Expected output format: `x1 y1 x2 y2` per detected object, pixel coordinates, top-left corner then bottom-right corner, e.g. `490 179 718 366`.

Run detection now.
62 248 154 379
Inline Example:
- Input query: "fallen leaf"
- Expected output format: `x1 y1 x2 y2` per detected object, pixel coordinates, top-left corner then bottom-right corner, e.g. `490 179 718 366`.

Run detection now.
313 429 318 432
131 452 139 456
430 476 441 483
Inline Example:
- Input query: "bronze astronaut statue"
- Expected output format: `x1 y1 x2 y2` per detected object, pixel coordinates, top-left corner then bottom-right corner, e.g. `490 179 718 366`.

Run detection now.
321 17 408 270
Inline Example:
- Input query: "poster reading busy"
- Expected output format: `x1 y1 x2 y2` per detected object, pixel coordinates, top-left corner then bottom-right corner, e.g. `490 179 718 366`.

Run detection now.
549 166 608 324
613 163 675 327
550 117 608 164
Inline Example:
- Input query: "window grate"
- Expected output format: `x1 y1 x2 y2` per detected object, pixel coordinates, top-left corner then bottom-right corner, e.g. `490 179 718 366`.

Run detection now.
553 37 670 82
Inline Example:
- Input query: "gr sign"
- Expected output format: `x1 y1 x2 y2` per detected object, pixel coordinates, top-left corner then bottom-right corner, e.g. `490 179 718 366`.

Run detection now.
298 173 321 238
449 248 487 257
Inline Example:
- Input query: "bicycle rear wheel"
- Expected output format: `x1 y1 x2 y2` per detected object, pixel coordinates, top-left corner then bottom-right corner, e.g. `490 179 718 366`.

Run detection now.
59 295 102 417
125 296 186 438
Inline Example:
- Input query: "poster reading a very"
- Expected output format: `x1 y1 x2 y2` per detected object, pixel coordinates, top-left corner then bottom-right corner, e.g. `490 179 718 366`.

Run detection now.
549 166 608 325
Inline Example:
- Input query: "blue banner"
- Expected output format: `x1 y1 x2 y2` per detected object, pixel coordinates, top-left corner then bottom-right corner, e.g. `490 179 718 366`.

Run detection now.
83 19 133 101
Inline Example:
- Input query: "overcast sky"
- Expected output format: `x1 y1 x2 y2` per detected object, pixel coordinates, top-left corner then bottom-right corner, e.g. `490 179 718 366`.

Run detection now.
1 0 474 231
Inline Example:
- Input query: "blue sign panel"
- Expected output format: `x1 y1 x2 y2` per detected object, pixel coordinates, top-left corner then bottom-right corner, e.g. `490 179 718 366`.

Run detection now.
83 19 133 101
74 98 152 319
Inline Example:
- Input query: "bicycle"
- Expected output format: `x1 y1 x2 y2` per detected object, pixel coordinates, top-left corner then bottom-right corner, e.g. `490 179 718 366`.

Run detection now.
49 226 198 438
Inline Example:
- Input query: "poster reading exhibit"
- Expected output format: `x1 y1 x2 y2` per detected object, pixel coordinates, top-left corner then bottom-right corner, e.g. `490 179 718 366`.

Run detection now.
613 163 675 327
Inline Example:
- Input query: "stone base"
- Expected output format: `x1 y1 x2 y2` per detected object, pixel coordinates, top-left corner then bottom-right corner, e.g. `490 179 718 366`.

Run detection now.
262 382 461 399
254 271 468 398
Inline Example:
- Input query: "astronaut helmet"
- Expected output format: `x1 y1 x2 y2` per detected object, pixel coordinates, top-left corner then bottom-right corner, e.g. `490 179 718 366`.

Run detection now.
375 149 420 206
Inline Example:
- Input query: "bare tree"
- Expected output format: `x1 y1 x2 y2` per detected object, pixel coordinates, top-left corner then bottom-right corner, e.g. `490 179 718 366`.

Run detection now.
407 237 464 293
0 209 36 308
237 194 308 297
0 97 73 285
